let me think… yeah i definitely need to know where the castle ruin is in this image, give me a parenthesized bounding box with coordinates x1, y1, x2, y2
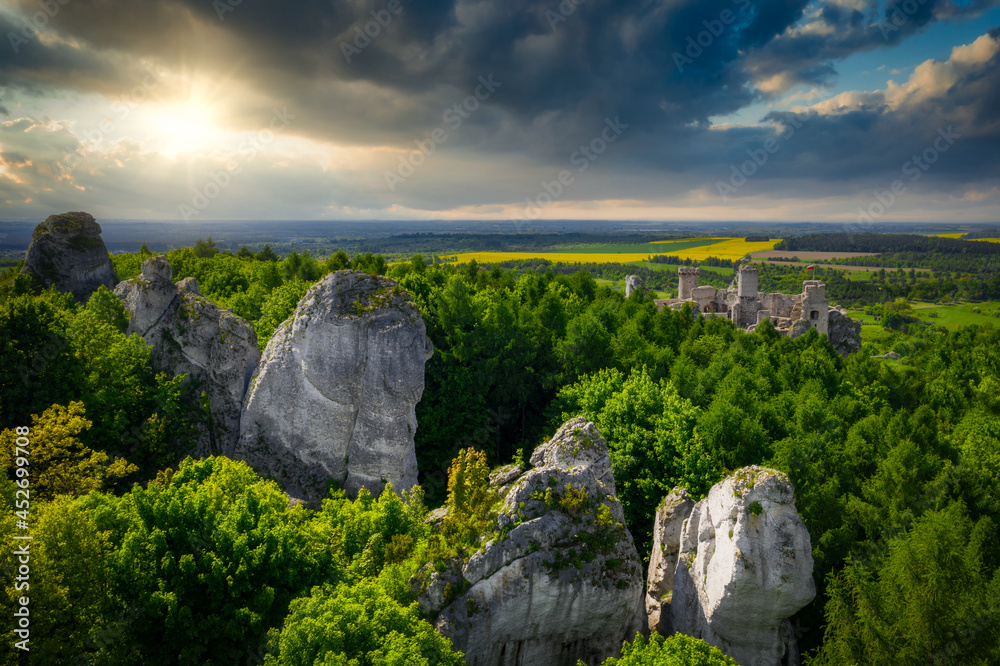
(655, 265, 834, 338)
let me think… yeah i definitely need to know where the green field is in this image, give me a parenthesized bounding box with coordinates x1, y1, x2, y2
(847, 301, 1000, 346)
(629, 261, 734, 276)
(909, 301, 1000, 328)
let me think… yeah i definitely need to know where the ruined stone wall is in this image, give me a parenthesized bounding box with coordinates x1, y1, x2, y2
(761, 293, 795, 318)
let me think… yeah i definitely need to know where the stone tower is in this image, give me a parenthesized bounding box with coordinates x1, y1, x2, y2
(800, 280, 829, 335)
(737, 264, 759, 298)
(678, 267, 700, 300)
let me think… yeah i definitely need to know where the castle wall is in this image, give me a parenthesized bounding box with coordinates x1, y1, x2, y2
(666, 266, 838, 342)
(761, 293, 795, 318)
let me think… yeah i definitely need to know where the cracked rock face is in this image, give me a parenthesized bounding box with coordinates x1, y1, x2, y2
(667, 466, 815, 666)
(417, 418, 645, 666)
(115, 256, 260, 456)
(21, 212, 117, 302)
(827, 307, 862, 357)
(234, 270, 432, 504)
(645, 487, 694, 635)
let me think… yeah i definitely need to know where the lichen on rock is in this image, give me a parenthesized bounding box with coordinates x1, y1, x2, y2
(416, 418, 645, 666)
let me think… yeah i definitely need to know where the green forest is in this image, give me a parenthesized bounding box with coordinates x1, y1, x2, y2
(2, 241, 1000, 665)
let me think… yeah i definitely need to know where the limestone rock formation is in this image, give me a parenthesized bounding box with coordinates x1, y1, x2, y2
(625, 275, 645, 298)
(21, 212, 117, 301)
(827, 307, 862, 356)
(235, 270, 433, 503)
(667, 467, 815, 666)
(115, 256, 260, 455)
(645, 487, 694, 635)
(417, 418, 645, 666)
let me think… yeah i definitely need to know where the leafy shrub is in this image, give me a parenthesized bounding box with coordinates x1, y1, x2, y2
(264, 581, 464, 666)
(587, 632, 737, 665)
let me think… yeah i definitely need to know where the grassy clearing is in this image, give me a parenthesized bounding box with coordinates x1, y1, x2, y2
(847, 301, 1000, 346)
(908, 301, 1000, 328)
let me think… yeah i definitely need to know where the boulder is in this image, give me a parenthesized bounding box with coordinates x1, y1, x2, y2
(669, 467, 815, 666)
(827, 307, 862, 356)
(645, 487, 694, 635)
(115, 256, 260, 456)
(417, 418, 645, 666)
(21, 212, 117, 301)
(235, 270, 433, 503)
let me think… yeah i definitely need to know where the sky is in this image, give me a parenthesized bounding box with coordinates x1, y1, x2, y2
(0, 0, 998, 225)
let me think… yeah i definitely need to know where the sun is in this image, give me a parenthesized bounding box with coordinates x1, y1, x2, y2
(142, 77, 233, 158)
(147, 102, 225, 157)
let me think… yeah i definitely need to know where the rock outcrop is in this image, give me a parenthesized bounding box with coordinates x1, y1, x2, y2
(21, 212, 117, 301)
(827, 307, 862, 356)
(658, 467, 815, 666)
(235, 270, 433, 503)
(645, 487, 694, 635)
(115, 256, 260, 455)
(625, 275, 645, 298)
(417, 418, 645, 666)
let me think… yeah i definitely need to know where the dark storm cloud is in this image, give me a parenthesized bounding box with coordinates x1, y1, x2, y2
(8, 0, 989, 153)
(4, 0, 810, 142)
(2, 0, 998, 214)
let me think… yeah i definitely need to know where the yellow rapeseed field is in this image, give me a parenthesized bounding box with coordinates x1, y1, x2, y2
(445, 238, 780, 265)
(673, 238, 779, 260)
(970, 238, 1000, 243)
(930, 233, 967, 239)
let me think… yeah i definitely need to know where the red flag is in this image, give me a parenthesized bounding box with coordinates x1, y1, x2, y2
(806, 265, 815, 270)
